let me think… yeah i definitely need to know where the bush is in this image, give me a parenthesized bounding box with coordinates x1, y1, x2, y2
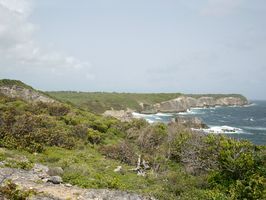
(87, 128, 102, 144)
(35, 102, 70, 116)
(100, 141, 136, 165)
(228, 175, 266, 200)
(206, 135, 266, 199)
(137, 123, 167, 153)
(0, 181, 36, 200)
(0, 111, 75, 152)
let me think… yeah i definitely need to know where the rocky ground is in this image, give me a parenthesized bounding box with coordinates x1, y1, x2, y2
(0, 164, 154, 200)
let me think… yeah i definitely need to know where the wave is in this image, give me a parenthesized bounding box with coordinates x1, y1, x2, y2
(201, 125, 245, 134)
(178, 109, 205, 115)
(178, 111, 190, 115)
(243, 117, 255, 122)
(132, 112, 149, 118)
(244, 103, 256, 107)
(146, 119, 155, 123)
(241, 126, 266, 131)
(155, 113, 173, 117)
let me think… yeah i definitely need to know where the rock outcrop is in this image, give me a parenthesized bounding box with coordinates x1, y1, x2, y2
(0, 167, 154, 200)
(142, 96, 248, 114)
(103, 109, 133, 121)
(0, 85, 56, 103)
(171, 116, 208, 129)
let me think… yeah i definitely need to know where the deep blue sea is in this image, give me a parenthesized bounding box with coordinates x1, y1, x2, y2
(133, 101, 266, 145)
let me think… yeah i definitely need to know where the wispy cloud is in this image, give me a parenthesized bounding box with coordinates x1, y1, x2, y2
(0, 0, 92, 80)
(200, 0, 243, 16)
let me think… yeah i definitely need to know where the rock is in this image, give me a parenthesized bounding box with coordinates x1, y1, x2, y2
(172, 116, 208, 129)
(32, 163, 49, 179)
(47, 167, 64, 176)
(47, 176, 63, 184)
(80, 189, 153, 200)
(64, 183, 72, 187)
(33, 164, 49, 174)
(103, 109, 133, 121)
(0, 85, 56, 103)
(114, 166, 122, 172)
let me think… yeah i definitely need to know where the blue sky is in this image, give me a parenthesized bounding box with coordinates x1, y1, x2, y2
(0, 0, 266, 99)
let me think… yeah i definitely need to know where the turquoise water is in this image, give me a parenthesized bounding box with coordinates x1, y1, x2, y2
(133, 101, 266, 145)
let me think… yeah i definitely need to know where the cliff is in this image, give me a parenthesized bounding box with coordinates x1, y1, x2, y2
(142, 95, 248, 114)
(0, 79, 56, 103)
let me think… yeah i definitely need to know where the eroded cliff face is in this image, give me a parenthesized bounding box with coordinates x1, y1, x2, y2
(142, 96, 248, 114)
(0, 85, 56, 103)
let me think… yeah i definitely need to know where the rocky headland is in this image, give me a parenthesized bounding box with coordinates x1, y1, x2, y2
(140, 95, 248, 114)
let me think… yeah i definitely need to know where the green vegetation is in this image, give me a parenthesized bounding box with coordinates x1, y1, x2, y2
(0, 80, 264, 199)
(47, 91, 182, 113)
(0, 181, 36, 200)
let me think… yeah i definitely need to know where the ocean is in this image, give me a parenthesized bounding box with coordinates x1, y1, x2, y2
(132, 100, 266, 145)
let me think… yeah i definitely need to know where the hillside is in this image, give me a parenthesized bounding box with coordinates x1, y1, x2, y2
(0, 79, 265, 200)
(47, 91, 248, 114)
(0, 79, 56, 104)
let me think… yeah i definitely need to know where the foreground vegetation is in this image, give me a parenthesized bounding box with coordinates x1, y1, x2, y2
(0, 81, 265, 199)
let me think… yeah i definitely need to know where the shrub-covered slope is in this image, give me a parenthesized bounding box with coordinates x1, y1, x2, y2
(0, 80, 265, 200)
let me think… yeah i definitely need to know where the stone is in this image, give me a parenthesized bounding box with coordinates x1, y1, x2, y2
(47, 176, 63, 184)
(47, 167, 64, 176)
(65, 183, 72, 187)
(32, 163, 49, 174)
(173, 116, 208, 129)
(32, 163, 49, 179)
(114, 166, 122, 172)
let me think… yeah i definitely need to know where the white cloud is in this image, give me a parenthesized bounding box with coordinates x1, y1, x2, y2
(201, 0, 243, 16)
(0, 0, 92, 79)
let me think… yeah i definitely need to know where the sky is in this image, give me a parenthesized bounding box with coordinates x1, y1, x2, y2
(0, 0, 266, 99)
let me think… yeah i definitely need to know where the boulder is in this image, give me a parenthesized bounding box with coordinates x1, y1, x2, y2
(172, 116, 208, 129)
(47, 176, 63, 184)
(47, 167, 64, 176)
(103, 109, 133, 121)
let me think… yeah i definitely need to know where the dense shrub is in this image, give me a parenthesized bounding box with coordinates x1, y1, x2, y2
(205, 135, 266, 199)
(137, 123, 167, 153)
(0, 99, 76, 152)
(72, 124, 88, 139)
(87, 128, 102, 144)
(100, 141, 136, 165)
(35, 102, 70, 116)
